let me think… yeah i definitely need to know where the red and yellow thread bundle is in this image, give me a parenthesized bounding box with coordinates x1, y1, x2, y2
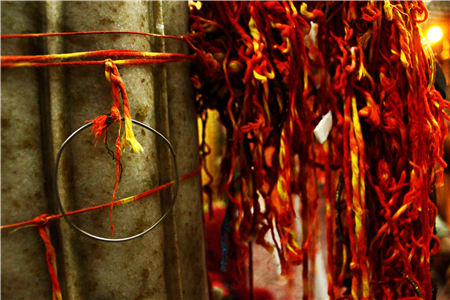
(189, 1, 449, 299)
(88, 59, 145, 236)
(1, 167, 201, 300)
(1, 28, 199, 297)
(1, 2, 448, 299)
(33, 214, 62, 300)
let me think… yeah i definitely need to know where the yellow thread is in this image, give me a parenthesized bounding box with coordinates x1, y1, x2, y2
(121, 118, 144, 153)
(400, 51, 409, 68)
(248, 17, 260, 45)
(105, 60, 113, 82)
(107, 63, 144, 154)
(289, 0, 298, 16)
(8, 223, 36, 233)
(384, 1, 393, 21)
(285, 38, 291, 53)
(117, 196, 136, 205)
(253, 70, 267, 84)
(300, 3, 315, 19)
(4, 62, 33, 67)
(392, 202, 411, 221)
(348, 97, 361, 299)
(266, 69, 275, 80)
(392, 7, 412, 69)
(38, 50, 170, 61)
(351, 94, 370, 298)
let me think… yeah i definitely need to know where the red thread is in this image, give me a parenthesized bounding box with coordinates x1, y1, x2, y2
(1, 57, 195, 69)
(1, 50, 194, 63)
(33, 214, 62, 300)
(1, 30, 183, 40)
(1, 167, 201, 231)
(189, 1, 448, 298)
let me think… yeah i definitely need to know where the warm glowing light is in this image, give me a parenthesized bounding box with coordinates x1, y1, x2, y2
(427, 26, 443, 43)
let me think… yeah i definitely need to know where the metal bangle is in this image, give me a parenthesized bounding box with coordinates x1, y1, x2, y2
(54, 118, 178, 242)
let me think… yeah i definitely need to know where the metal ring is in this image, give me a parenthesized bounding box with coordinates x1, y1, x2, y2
(54, 118, 178, 242)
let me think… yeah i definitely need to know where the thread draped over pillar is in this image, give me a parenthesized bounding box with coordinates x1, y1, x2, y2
(188, 1, 449, 299)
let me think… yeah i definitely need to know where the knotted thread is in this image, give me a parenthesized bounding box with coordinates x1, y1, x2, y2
(88, 59, 143, 236)
(1, 167, 201, 299)
(33, 214, 62, 300)
(188, 1, 449, 299)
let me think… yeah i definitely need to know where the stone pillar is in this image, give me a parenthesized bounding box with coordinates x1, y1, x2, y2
(1, 2, 208, 299)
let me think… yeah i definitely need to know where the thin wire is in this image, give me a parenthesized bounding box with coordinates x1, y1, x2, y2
(54, 118, 179, 242)
(104, 129, 123, 183)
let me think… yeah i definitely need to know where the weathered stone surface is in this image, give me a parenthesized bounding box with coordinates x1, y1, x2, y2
(1, 2, 207, 299)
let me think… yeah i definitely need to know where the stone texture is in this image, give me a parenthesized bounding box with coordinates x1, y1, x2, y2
(1, 2, 208, 299)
